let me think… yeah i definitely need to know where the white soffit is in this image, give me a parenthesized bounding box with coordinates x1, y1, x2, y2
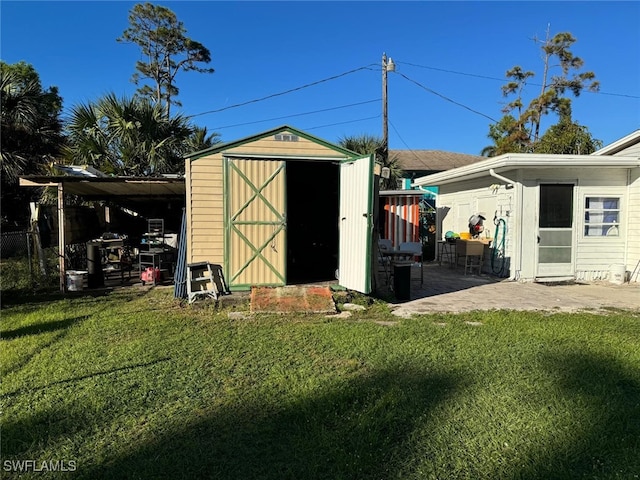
(412, 154, 640, 187)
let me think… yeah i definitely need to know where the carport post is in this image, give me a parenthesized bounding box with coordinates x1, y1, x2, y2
(58, 182, 66, 292)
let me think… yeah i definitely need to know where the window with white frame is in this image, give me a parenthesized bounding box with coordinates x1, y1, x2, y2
(584, 197, 620, 236)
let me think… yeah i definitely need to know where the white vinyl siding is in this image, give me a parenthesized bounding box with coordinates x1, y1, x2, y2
(612, 143, 640, 157)
(627, 169, 640, 281)
(574, 177, 628, 281)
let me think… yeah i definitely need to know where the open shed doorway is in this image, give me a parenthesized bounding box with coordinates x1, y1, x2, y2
(286, 160, 340, 284)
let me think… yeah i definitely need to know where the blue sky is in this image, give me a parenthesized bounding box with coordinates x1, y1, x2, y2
(2, 1, 639, 155)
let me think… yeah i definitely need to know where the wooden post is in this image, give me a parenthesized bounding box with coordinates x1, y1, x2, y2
(105, 205, 111, 231)
(30, 203, 48, 277)
(58, 182, 66, 292)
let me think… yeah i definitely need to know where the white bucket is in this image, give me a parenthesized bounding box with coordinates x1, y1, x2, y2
(66, 270, 87, 291)
(609, 264, 626, 285)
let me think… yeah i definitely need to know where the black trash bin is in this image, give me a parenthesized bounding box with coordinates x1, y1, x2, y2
(393, 261, 412, 301)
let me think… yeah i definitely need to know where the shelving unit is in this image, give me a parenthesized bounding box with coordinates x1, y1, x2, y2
(139, 218, 174, 282)
(141, 218, 165, 250)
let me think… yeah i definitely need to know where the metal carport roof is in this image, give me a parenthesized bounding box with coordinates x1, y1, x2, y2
(19, 175, 185, 201)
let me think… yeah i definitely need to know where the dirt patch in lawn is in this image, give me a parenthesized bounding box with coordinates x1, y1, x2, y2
(250, 286, 336, 314)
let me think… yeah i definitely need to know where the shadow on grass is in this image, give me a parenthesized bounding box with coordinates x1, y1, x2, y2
(0, 289, 112, 308)
(1, 403, 95, 458)
(83, 367, 462, 480)
(1, 314, 92, 378)
(1, 315, 89, 340)
(1, 357, 172, 399)
(516, 352, 640, 478)
(1, 330, 69, 379)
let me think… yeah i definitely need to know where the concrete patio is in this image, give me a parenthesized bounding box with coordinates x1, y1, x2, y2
(375, 261, 640, 317)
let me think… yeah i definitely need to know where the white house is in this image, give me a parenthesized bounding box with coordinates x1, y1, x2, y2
(412, 130, 640, 283)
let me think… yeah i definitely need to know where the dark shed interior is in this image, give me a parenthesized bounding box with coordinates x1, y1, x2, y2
(285, 160, 340, 284)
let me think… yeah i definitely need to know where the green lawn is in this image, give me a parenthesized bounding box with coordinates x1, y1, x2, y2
(1, 288, 639, 479)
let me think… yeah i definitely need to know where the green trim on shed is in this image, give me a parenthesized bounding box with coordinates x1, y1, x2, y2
(223, 156, 230, 284)
(186, 125, 361, 162)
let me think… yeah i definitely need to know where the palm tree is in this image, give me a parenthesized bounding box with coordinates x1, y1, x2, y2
(337, 134, 403, 190)
(1, 64, 63, 182)
(184, 126, 222, 154)
(1, 62, 64, 226)
(64, 94, 194, 176)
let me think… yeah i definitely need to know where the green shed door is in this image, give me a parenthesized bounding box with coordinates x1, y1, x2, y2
(226, 158, 286, 288)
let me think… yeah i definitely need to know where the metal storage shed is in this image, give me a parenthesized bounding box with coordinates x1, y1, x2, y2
(185, 125, 378, 293)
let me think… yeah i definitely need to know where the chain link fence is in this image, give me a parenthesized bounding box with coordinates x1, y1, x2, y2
(1, 230, 32, 259)
(1, 230, 63, 292)
(1, 228, 110, 292)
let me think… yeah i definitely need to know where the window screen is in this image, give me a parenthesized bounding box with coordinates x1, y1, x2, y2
(584, 197, 620, 236)
(539, 184, 573, 228)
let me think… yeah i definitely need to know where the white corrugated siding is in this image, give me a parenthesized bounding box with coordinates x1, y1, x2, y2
(338, 156, 372, 293)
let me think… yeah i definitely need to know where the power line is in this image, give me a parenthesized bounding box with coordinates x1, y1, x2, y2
(394, 71, 499, 122)
(389, 120, 413, 151)
(389, 119, 434, 169)
(398, 61, 506, 83)
(189, 64, 378, 118)
(208, 99, 380, 130)
(304, 114, 380, 131)
(398, 60, 640, 99)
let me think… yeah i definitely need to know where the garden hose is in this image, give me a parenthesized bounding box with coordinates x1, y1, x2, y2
(491, 216, 507, 276)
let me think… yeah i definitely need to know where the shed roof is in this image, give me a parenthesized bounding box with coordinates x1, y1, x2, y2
(186, 125, 360, 161)
(412, 153, 640, 187)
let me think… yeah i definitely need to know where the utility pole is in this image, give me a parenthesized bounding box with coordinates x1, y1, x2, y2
(382, 53, 395, 166)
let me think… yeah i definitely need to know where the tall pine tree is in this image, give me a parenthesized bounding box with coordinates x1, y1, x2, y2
(117, 2, 214, 118)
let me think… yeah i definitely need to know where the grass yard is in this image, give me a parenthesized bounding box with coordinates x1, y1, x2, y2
(1, 287, 639, 479)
